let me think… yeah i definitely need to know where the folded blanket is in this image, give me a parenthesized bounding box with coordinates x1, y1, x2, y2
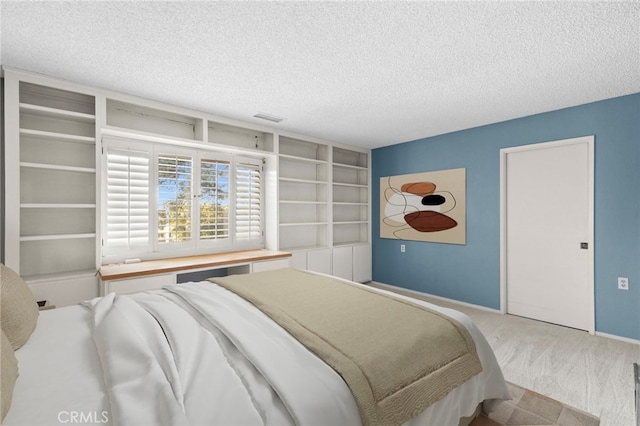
(210, 268, 483, 425)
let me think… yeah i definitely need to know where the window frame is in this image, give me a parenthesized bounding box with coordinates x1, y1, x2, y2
(101, 136, 264, 264)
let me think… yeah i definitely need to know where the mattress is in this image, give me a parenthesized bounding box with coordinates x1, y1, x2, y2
(4, 278, 509, 425)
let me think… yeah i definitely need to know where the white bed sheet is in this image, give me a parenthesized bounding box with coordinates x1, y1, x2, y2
(5, 305, 109, 425)
(4, 279, 509, 426)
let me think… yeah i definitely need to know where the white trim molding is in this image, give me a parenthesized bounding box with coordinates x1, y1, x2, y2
(595, 332, 640, 346)
(370, 281, 502, 314)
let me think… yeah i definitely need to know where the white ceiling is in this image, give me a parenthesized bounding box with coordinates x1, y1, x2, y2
(1, 1, 639, 149)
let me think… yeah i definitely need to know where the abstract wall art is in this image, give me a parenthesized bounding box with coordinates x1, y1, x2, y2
(380, 168, 466, 244)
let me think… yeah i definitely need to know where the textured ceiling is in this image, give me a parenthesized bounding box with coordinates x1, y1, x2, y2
(1, 1, 639, 149)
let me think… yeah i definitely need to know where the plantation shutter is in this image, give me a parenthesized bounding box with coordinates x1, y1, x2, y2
(200, 158, 230, 241)
(235, 159, 263, 244)
(157, 153, 193, 244)
(104, 148, 151, 254)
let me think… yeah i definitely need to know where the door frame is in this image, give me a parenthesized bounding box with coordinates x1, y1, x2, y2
(499, 135, 595, 334)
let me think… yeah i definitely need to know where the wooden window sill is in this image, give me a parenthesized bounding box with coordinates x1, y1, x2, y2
(99, 249, 291, 281)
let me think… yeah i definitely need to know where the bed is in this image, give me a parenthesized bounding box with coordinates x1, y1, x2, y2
(1, 265, 510, 426)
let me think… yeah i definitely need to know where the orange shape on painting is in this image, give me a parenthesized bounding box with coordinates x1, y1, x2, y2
(400, 182, 436, 196)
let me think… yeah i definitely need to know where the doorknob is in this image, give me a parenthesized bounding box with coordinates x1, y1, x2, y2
(580, 242, 588, 249)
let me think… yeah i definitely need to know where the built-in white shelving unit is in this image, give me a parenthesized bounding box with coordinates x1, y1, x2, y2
(333, 148, 369, 246)
(332, 147, 369, 248)
(278, 136, 329, 251)
(332, 147, 370, 282)
(3, 67, 372, 307)
(277, 138, 371, 281)
(14, 81, 98, 281)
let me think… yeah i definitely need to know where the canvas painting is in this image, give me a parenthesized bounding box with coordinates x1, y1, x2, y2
(380, 168, 466, 244)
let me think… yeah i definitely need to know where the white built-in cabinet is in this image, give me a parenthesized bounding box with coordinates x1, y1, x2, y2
(332, 244, 372, 283)
(3, 67, 371, 306)
(4, 73, 100, 307)
(17, 83, 98, 276)
(278, 138, 371, 282)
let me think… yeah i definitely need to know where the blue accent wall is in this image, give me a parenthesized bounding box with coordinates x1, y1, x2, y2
(372, 93, 640, 341)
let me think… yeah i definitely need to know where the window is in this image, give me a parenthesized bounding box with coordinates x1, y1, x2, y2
(102, 137, 264, 262)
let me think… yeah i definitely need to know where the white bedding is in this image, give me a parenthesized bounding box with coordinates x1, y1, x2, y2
(5, 279, 509, 426)
(5, 305, 109, 425)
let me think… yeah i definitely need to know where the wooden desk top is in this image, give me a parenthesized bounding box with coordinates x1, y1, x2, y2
(100, 249, 291, 281)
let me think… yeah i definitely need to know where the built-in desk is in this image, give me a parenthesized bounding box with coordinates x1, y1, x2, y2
(99, 249, 291, 295)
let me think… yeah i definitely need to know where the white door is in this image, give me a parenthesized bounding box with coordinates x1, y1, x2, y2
(501, 136, 594, 332)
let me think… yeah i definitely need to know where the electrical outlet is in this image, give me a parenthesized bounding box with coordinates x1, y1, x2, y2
(618, 277, 629, 290)
(400, 244, 406, 253)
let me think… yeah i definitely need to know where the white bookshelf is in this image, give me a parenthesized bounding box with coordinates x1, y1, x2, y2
(278, 136, 330, 251)
(331, 147, 370, 282)
(332, 147, 369, 246)
(277, 139, 371, 281)
(16, 82, 98, 280)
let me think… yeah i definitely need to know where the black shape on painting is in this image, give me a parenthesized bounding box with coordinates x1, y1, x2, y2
(421, 195, 446, 206)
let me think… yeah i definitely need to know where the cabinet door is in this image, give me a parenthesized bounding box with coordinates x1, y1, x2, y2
(353, 244, 372, 283)
(289, 251, 307, 270)
(252, 258, 291, 273)
(307, 248, 332, 275)
(28, 274, 99, 308)
(332, 246, 353, 281)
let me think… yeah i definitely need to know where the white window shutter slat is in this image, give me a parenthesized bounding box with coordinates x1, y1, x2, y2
(105, 149, 150, 253)
(235, 161, 262, 242)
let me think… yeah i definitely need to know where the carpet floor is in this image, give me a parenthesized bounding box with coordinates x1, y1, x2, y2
(471, 382, 600, 426)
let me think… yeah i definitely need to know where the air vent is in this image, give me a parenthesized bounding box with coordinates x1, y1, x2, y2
(253, 112, 284, 123)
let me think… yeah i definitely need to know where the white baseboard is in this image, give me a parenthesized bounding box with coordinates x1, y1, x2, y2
(370, 281, 502, 314)
(595, 331, 640, 346)
(371, 281, 640, 345)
